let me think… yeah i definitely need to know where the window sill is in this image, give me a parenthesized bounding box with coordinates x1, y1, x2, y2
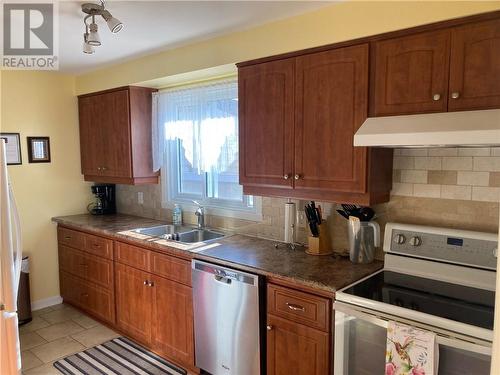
(162, 198, 263, 222)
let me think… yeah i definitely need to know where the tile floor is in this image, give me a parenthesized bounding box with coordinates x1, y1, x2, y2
(20, 304, 120, 374)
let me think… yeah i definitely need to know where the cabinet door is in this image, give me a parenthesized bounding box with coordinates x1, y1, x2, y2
(115, 263, 152, 345)
(295, 44, 369, 194)
(99, 90, 132, 177)
(150, 275, 195, 368)
(449, 19, 500, 111)
(267, 314, 329, 375)
(78, 96, 102, 176)
(372, 30, 450, 115)
(238, 58, 295, 189)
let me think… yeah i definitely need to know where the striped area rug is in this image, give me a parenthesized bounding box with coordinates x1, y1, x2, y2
(53, 337, 187, 375)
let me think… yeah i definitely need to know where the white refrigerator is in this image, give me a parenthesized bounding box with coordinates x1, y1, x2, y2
(0, 139, 22, 374)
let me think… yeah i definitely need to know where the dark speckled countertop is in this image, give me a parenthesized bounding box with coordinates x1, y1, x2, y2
(52, 213, 383, 294)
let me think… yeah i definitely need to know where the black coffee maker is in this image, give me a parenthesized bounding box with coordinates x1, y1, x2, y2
(89, 184, 116, 215)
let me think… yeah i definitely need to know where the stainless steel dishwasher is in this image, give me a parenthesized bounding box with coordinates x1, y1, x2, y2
(192, 260, 263, 375)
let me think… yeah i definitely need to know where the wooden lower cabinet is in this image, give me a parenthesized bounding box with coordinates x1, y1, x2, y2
(267, 314, 330, 375)
(115, 263, 153, 345)
(151, 275, 195, 367)
(114, 253, 196, 371)
(59, 271, 115, 325)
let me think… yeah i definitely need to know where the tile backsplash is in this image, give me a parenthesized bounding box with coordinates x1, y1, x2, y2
(392, 147, 500, 202)
(116, 147, 500, 258)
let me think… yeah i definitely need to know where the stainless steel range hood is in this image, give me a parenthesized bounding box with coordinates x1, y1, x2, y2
(354, 109, 500, 147)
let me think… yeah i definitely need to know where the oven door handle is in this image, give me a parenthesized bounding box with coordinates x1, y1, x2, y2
(334, 302, 492, 356)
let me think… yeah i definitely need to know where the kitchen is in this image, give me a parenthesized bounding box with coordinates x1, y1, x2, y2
(1, 1, 500, 375)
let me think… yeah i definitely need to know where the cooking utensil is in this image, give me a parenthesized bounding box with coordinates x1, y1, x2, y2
(358, 207, 375, 222)
(341, 204, 361, 218)
(336, 209, 350, 220)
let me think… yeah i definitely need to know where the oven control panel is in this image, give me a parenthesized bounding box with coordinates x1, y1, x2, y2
(384, 223, 498, 270)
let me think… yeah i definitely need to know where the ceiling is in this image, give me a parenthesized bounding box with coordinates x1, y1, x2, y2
(59, 1, 331, 74)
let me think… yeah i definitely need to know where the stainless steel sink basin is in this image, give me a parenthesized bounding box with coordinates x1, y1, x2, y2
(132, 224, 193, 237)
(177, 229, 225, 243)
(132, 225, 224, 244)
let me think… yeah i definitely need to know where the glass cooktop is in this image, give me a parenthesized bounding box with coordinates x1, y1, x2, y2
(342, 271, 495, 330)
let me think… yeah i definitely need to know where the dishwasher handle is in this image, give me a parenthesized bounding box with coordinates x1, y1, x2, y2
(192, 260, 259, 286)
(214, 275, 232, 284)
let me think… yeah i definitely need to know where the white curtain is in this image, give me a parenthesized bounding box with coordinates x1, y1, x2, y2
(151, 79, 238, 175)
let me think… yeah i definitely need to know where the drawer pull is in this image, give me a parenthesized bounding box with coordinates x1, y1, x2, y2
(286, 302, 305, 312)
(148, 281, 154, 287)
(64, 236, 72, 240)
(81, 293, 89, 298)
(91, 243, 101, 248)
(143, 280, 149, 285)
(266, 325, 273, 331)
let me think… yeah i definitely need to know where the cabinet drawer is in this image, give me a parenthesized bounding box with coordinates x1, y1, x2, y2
(84, 234, 113, 259)
(58, 227, 85, 250)
(60, 271, 115, 325)
(59, 246, 87, 279)
(59, 246, 113, 289)
(115, 242, 151, 271)
(267, 284, 330, 332)
(151, 252, 191, 286)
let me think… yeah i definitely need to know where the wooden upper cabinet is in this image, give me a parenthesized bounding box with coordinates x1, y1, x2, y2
(371, 29, 451, 116)
(238, 44, 393, 204)
(78, 86, 158, 185)
(295, 44, 368, 194)
(449, 18, 500, 111)
(238, 59, 295, 189)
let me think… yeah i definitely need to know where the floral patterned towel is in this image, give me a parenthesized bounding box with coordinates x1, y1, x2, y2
(386, 321, 438, 375)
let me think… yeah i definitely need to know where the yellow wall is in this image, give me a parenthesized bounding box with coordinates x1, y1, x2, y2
(76, 1, 500, 94)
(1, 71, 91, 304)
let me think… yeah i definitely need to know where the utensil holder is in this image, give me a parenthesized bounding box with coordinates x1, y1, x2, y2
(306, 223, 333, 256)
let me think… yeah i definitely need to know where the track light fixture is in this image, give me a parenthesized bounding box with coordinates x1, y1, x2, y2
(81, 1, 123, 54)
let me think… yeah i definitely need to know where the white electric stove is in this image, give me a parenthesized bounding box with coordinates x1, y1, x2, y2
(334, 222, 497, 375)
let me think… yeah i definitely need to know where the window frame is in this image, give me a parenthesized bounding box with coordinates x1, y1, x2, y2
(159, 79, 262, 222)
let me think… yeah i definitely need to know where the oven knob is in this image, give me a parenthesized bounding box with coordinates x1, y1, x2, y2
(410, 236, 422, 247)
(394, 234, 406, 244)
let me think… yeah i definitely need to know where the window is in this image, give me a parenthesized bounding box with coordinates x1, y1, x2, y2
(156, 79, 261, 220)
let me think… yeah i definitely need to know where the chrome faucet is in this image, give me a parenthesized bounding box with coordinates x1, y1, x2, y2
(193, 200, 205, 229)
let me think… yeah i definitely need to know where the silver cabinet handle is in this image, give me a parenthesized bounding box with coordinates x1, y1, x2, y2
(102, 167, 107, 171)
(294, 174, 300, 180)
(266, 325, 273, 331)
(143, 280, 149, 285)
(283, 174, 289, 180)
(97, 167, 102, 171)
(433, 94, 441, 101)
(451, 92, 460, 99)
(286, 302, 305, 312)
(148, 281, 154, 287)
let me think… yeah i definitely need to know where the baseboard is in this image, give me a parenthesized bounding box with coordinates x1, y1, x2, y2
(31, 295, 63, 311)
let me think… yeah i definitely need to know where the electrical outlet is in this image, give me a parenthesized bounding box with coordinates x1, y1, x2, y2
(137, 192, 144, 205)
(297, 210, 307, 228)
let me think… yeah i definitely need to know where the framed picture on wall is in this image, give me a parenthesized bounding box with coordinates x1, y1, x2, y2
(27, 137, 51, 163)
(0, 133, 22, 165)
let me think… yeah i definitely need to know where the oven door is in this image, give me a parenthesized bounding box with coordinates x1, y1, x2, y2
(334, 302, 492, 375)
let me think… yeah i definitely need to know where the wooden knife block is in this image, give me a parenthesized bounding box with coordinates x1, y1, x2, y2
(306, 224, 333, 256)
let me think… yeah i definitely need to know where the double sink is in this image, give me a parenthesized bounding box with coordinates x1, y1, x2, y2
(132, 224, 225, 244)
